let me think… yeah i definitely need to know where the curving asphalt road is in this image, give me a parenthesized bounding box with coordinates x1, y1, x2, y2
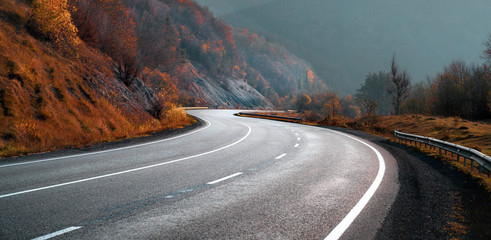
(0, 110, 400, 240)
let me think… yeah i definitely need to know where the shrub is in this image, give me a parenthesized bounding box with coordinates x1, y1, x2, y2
(303, 110, 322, 122)
(29, 0, 80, 52)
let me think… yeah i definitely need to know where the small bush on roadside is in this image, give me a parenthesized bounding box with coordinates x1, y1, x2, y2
(303, 110, 322, 122)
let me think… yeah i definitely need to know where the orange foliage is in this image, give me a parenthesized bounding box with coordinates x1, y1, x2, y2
(30, 0, 80, 52)
(201, 43, 210, 52)
(0, 0, 193, 157)
(141, 68, 178, 103)
(307, 69, 315, 84)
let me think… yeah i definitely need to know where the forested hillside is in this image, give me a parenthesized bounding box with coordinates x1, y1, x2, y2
(0, 0, 191, 157)
(1, 0, 333, 157)
(196, 0, 491, 95)
(234, 28, 329, 106)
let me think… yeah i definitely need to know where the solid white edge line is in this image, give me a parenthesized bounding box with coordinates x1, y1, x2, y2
(275, 153, 287, 159)
(323, 129, 386, 240)
(0, 118, 212, 169)
(0, 123, 252, 199)
(207, 172, 243, 185)
(32, 226, 82, 240)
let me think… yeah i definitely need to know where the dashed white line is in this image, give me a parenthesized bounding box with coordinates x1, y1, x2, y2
(1, 118, 212, 168)
(207, 172, 243, 185)
(295, 133, 299, 136)
(275, 153, 287, 159)
(0, 123, 252, 199)
(297, 138, 301, 141)
(294, 144, 299, 148)
(33, 226, 82, 240)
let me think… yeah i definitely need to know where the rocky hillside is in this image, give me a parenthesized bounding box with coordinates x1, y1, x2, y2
(0, 0, 190, 157)
(1, 0, 337, 157)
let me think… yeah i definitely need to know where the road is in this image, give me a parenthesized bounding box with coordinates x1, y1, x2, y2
(0, 110, 399, 239)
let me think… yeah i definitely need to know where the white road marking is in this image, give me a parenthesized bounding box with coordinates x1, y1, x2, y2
(294, 144, 299, 148)
(297, 138, 301, 141)
(295, 133, 299, 136)
(275, 153, 287, 159)
(0, 124, 252, 199)
(0, 119, 212, 169)
(32, 226, 82, 240)
(323, 129, 386, 240)
(207, 172, 243, 185)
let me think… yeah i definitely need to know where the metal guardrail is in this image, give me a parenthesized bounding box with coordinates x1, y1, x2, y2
(237, 112, 302, 123)
(394, 130, 491, 176)
(181, 107, 209, 110)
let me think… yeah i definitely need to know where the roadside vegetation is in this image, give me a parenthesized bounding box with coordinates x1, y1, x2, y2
(243, 44, 491, 191)
(0, 0, 194, 158)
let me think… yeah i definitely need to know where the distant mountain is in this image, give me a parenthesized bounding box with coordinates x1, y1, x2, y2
(195, 0, 491, 94)
(234, 28, 329, 104)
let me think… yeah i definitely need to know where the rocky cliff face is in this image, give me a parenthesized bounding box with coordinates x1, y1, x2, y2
(84, 72, 157, 116)
(177, 63, 273, 109)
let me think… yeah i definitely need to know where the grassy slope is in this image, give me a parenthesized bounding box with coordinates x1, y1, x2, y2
(0, 0, 192, 158)
(368, 115, 490, 156)
(367, 115, 491, 191)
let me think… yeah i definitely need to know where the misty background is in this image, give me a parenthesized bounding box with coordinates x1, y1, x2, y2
(195, 0, 491, 94)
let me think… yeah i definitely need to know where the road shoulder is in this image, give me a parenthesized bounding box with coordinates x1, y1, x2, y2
(318, 126, 491, 239)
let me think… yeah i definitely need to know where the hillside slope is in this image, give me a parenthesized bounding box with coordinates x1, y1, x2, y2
(0, 0, 190, 157)
(196, 0, 491, 94)
(1, 0, 338, 157)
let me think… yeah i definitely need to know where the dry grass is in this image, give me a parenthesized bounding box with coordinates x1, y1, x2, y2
(372, 115, 491, 156)
(0, 0, 193, 158)
(349, 114, 491, 191)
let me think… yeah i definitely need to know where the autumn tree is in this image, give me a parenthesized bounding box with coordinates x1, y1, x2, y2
(388, 54, 410, 115)
(111, 8, 140, 86)
(428, 60, 490, 119)
(357, 98, 378, 117)
(484, 34, 491, 65)
(295, 93, 311, 112)
(355, 72, 391, 115)
(401, 82, 428, 115)
(70, 0, 141, 86)
(340, 95, 361, 118)
(29, 0, 80, 53)
(323, 97, 342, 118)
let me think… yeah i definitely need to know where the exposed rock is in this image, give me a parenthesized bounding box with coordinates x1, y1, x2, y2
(178, 63, 273, 109)
(85, 72, 157, 116)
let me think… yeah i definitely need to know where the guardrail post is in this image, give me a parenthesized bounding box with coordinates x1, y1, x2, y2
(479, 165, 482, 174)
(471, 160, 474, 170)
(464, 158, 467, 166)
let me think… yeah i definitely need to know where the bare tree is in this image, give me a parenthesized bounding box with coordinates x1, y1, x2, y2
(112, 49, 141, 87)
(357, 98, 378, 117)
(388, 53, 410, 114)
